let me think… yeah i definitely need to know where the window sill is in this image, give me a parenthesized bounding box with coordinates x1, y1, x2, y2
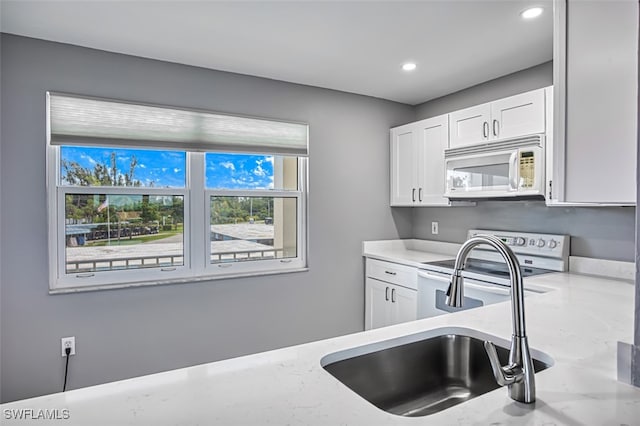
(49, 267, 309, 294)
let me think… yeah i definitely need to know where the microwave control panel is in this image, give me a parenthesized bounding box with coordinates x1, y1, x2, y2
(519, 151, 535, 188)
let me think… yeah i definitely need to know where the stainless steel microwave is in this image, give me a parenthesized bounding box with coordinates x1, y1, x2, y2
(444, 135, 545, 200)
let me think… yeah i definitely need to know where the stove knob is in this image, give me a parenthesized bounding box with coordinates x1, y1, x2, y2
(537, 239, 546, 248)
(516, 237, 526, 246)
(548, 239, 558, 249)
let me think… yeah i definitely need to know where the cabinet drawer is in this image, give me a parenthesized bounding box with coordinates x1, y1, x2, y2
(366, 258, 417, 290)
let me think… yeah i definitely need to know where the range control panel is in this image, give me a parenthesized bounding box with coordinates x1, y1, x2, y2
(468, 229, 569, 260)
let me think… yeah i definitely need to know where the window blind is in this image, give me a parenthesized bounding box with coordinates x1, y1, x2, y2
(47, 92, 309, 156)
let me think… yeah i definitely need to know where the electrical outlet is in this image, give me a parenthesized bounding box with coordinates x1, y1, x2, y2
(61, 336, 76, 357)
(431, 221, 439, 235)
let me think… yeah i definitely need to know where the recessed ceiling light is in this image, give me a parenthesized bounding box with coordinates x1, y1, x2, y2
(402, 62, 417, 71)
(521, 7, 543, 19)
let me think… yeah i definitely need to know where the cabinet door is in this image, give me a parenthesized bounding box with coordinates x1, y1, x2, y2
(448, 103, 491, 148)
(490, 89, 545, 140)
(558, 0, 637, 204)
(365, 278, 392, 330)
(389, 284, 417, 326)
(390, 125, 418, 206)
(415, 115, 449, 205)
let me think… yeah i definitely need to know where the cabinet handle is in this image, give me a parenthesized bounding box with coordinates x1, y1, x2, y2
(493, 119, 499, 137)
(385, 286, 390, 301)
(391, 288, 396, 303)
(385, 270, 397, 276)
(483, 121, 489, 138)
(418, 188, 423, 202)
(412, 188, 416, 202)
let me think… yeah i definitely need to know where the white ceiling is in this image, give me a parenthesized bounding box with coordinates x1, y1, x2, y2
(0, 0, 553, 105)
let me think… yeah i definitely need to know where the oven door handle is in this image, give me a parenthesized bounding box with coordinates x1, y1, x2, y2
(417, 270, 452, 282)
(419, 270, 512, 296)
(463, 280, 511, 296)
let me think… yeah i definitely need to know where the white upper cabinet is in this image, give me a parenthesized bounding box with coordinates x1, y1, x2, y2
(390, 115, 449, 206)
(449, 88, 547, 148)
(415, 115, 449, 205)
(448, 104, 491, 148)
(548, 0, 637, 205)
(390, 124, 417, 205)
(490, 89, 546, 140)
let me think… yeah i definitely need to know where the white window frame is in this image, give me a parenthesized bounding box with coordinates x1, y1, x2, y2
(47, 92, 309, 292)
(47, 143, 308, 294)
(47, 146, 190, 291)
(203, 159, 307, 277)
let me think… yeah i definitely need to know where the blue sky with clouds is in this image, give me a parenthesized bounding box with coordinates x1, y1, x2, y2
(205, 153, 273, 189)
(61, 147, 273, 189)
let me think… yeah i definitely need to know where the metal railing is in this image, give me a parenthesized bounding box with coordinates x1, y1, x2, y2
(66, 255, 183, 273)
(210, 248, 286, 263)
(66, 247, 290, 273)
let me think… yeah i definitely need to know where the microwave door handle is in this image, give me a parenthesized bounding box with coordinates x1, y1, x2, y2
(508, 152, 518, 190)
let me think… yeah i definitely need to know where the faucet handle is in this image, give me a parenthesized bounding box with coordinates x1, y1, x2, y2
(484, 340, 521, 386)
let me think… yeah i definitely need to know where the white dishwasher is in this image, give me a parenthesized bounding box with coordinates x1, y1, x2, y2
(417, 229, 569, 319)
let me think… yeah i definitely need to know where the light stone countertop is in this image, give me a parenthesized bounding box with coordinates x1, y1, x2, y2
(362, 238, 462, 267)
(2, 242, 639, 425)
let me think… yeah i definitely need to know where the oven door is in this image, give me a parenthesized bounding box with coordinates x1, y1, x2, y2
(417, 269, 512, 319)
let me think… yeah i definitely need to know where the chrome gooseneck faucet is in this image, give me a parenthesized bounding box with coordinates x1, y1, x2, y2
(446, 234, 536, 404)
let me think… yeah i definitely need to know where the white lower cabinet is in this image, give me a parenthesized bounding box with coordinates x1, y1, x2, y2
(365, 258, 417, 330)
(365, 279, 417, 330)
(388, 282, 417, 324)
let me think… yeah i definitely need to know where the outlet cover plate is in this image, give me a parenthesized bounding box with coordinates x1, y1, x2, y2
(61, 336, 76, 356)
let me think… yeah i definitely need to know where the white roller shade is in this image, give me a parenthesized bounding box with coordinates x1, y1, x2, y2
(47, 92, 309, 156)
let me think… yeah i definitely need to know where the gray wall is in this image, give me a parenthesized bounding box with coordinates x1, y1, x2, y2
(0, 35, 414, 403)
(412, 201, 635, 262)
(412, 61, 636, 262)
(414, 61, 553, 120)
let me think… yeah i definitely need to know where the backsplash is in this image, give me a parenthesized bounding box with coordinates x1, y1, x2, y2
(412, 201, 635, 262)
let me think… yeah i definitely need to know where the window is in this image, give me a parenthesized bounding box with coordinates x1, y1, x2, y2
(48, 93, 308, 292)
(205, 153, 301, 270)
